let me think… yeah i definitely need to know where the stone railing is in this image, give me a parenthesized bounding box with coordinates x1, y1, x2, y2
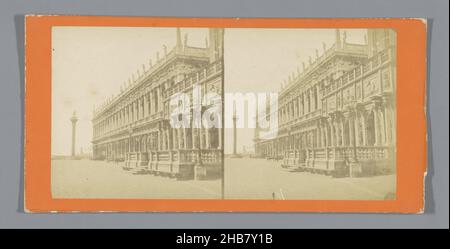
(302, 146, 393, 161)
(147, 148, 222, 165)
(282, 145, 393, 163)
(323, 47, 394, 97)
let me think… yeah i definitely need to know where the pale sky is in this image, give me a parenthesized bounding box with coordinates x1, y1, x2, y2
(51, 27, 209, 156)
(223, 28, 367, 154)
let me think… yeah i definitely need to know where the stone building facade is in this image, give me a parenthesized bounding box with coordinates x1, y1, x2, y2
(254, 29, 396, 177)
(92, 28, 224, 179)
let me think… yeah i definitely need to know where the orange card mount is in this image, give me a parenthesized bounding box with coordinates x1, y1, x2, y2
(24, 16, 427, 213)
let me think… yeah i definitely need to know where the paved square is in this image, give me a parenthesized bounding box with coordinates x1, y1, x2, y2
(51, 159, 222, 199)
(52, 158, 395, 200)
(225, 158, 396, 200)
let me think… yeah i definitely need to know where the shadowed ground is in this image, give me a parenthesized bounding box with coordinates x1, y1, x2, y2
(224, 158, 396, 200)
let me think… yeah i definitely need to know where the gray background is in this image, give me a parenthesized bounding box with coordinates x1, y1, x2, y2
(0, 0, 448, 228)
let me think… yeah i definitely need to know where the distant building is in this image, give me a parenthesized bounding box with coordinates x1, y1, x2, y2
(92, 28, 224, 179)
(255, 29, 396, 177)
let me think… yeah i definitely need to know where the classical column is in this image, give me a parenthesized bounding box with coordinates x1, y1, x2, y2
(177, 128, 182, 149)
(205, 128, 211, 149)
(125, 106, 128, 124)
(186, 128, 192, 149)
(316, 86, 322, 110)
(321, 125, 326, 147)
(156, 129, 161, 151)
(167, 128, 172, 150)
(150, 92, 154, 115)
(305, 91, 310, 114)
(349, 115, 355, 147)
(141, 135, 147, 152)
(149, 91, 154, 115)
(130, 100, 136, 123)
(153, 89, 157, 114)
(379, 107, 387, 145)
(232, 113, 237, 155)
(373, 108, 381, 146)
(391, 105, 396, 145)
(329, 119, 336, 147)
(141, 97, 145, 119)
(183, 128, 188, 149)
(166, 129, 170, 150)
(130, 104, 133, 123)
(192, 129, 198, 149)
(122, 109, 125, 126)
(142, 97, 145, 118)
(351, 113, 357, 146)
(333, 119, 339, 146)
(126, 105, 129, 124)
(158, 87, 163, 112)
(172, 128, 177, 149)
(201, 128, 206, 150)
(297, 96, 302, 117)
(287, 102, 291, 120)
(316, 127, 322, 148)
(218, 128, 222, 149)
(155, 89, 159, 113)
(147, 93, 151, 116)
(117, 111, 120, 128)
(70, 111, 78, 158)
(152, 90, 156, 114)
(301, 94, 305, 116)
(131, 103, 134, 122)
(384, 104, 394, 146)
(293, 100, 297, 118)
(310, 87, 315, 111)
(289, 100, 295, 120)
(361, 112, 368, 146)
(161, 129, 165, 150)
(339, 117, 344, 146)
(279, 107, 283, 124)
(136, 100, 140, 120)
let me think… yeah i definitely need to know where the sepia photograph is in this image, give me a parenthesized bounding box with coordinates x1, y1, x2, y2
(24, 15, 429, 213)
(14, 0, 443, 228)
(51, 26, 397, 201)
(224, 28, 397, 200)
(51, 26, 224, 199)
